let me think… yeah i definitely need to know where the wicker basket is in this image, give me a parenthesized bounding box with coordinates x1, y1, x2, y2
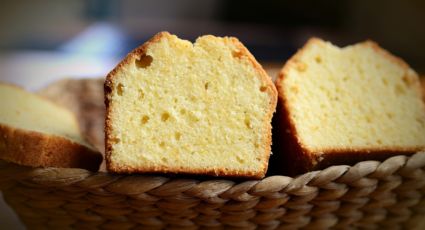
(1, 152, 425, 229)
(2, 78, 425, 229)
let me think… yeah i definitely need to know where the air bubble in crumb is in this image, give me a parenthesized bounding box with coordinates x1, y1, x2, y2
(117, 83, 124, 96)
(138, 89, 145, 99)
(296, 62, 307, 72)
(161, 112, 170, 121)
(135, 54, 153, 68)
(416, 117, 425, 127)
(159, 142, 165, 148)
(111, 137, 121, 144)
(244, 117, 252, 129)
(175, 132, 182, 141)
(290, 86, 299, 94)
(402, 75, 413, 87)
(161, 157, 168, 163)
(365, 116, 372, 123)
(188, 112, 200, 122)
(395, 84, 406, 95)
(382, 78, 388, 86)
(141, 116, 150, 125)
(204, 82, 209, 90)
(232, 50, 243, 58)
(315, 56, 322, 63)
(236, 156, 245, 164)
(260, 86, 267, 92)
(189, 95, 197, 102)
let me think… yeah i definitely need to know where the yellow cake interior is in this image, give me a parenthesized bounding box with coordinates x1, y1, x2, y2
(0, 84, 87, 145)
(108, 34, 273, 174)
(280, 39, 425, 152)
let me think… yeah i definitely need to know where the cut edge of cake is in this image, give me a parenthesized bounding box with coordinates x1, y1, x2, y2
(104, 31, 277, 178)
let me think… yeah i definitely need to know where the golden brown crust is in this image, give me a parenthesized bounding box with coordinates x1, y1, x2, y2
(0, 124, 102, 171)
(274, 38, 424, 176)
(104, 32, 277, 179)
(107, 164, 264, 179)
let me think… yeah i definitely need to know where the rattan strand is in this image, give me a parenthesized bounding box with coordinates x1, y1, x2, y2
(1, 152, 425, 229)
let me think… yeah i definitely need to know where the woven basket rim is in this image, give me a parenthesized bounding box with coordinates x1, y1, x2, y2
(1, 151, 424, 192)
(2, 151, 425, 229)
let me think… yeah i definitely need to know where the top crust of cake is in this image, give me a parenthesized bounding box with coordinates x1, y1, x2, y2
(275, 38, 425, 173)
(105, 32, 277, 178)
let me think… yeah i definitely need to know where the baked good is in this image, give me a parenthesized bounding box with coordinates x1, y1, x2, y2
(274, 38, 425, 175)
(39, 78, 105, 153)
(0, 83, 102, 171)
(105, 32, 277, 178)
(39, 78, 106, 171)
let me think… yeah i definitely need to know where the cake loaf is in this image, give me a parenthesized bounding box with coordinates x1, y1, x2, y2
(105, 32, 277, 178)
(0, 83, 102, 171)
(274, 38, 425, 175)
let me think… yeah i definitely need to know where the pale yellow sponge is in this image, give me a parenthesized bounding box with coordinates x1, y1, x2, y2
(275, 38, 425, 175)
(105, 32, 277, 178)
(0, 83, 102, 171)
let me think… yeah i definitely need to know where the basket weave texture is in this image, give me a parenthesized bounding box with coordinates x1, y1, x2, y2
(1, 152, 425, 229)
(2, 78, 425, 229)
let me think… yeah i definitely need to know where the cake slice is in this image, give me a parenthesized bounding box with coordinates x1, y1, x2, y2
(39, 78, 105, 153)
(274, 38, 425, 175)
(39, 78, 106, 171)
(105, 32, 277, 178)
(0, 83, 102, 171)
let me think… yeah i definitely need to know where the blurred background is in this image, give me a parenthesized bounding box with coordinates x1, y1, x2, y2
(0, 0, 425, 91)
(0, 0, 424, 228)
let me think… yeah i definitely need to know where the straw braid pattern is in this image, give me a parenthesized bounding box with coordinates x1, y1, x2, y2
(1, 152, 425, 230)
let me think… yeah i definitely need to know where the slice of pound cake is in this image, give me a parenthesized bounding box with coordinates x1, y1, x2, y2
(274, 38, 425, 175)
(39, 78, 105, 153)
(105, 32, 277, 178)
(0, 83, 102, 171)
